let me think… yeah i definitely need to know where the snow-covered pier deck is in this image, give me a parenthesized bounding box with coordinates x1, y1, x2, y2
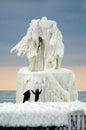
(0, 101, 86, 130)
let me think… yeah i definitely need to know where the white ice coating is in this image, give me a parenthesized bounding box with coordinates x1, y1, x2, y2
(0, 101, 86, 127)
(11, 17, 78, 102)
(11, 17, 64, 71)
(16, 67, 78, 103)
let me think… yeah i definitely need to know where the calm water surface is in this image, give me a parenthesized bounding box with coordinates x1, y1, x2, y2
(0, 91, 86, 103)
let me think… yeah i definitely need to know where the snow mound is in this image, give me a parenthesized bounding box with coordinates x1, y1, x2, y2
(0, 101, 86, 127)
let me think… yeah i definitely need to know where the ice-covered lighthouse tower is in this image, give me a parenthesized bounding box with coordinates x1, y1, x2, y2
(11, 17, 78, 103)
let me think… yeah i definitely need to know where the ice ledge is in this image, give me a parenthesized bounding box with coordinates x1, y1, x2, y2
(0, 101, 86, 127)
(18, 67, 73, 75)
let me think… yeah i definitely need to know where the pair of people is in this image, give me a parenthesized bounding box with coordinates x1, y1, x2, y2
(23, 89, 42, 103)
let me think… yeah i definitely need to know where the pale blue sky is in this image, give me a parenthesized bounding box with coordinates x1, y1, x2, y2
(0, 0, 86, 66)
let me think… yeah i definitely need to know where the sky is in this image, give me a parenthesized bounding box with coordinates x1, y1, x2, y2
(0, 0, 86, 90)
(0, 0, 86, 67)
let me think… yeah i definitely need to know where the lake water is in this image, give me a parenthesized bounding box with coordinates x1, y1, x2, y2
(0, 91, 86, 103)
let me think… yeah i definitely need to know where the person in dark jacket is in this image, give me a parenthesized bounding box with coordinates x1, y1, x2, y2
(32, 89, 42, 101)
(23, 90, 31, 103)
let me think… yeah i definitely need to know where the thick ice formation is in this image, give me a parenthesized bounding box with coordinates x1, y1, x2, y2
(16, 67, 78, 103)
(11, 17, 64, 71)
(11, 17, 78, 102)
(0, 101, 86, 127)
